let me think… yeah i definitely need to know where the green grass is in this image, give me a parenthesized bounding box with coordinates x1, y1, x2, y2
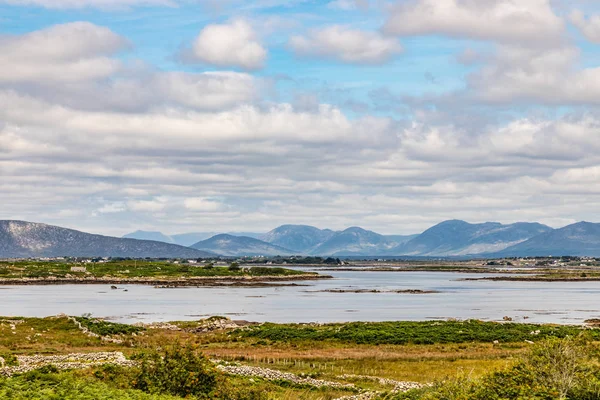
(234, 320, 597, 345)
(0, 372, 181, 400)
(74, 317, 144, 336)
(389, 337, 600, 400)
(0, 261, 311, 280)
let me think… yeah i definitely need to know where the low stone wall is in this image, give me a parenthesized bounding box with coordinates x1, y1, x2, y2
(216, 363, 356, 390)
(0, 352, 136, 377)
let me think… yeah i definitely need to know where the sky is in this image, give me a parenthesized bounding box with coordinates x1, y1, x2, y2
(3, 0, 600, 236)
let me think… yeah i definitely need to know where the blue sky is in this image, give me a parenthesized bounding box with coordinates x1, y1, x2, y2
(3, 0, 600, 236)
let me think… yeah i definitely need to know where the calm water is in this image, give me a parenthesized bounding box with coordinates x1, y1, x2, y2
(1, 270, 600, 324)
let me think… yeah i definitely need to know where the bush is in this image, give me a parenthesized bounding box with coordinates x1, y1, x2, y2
(75, 317, 144, 336)
(228, 262, 241, 271)
(134, 343, 218, 398)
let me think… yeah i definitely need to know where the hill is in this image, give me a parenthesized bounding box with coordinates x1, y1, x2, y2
(191, 234, 295, 257)
(122, 230, 175, 244)
(260, 225, 335, 253)
(0, 221, 215, 258)
(309, 227, 397, 256)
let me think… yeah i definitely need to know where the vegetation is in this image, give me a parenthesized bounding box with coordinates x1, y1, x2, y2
(3, 316, 600, 399)
(235, 320, 596, 345)
(390, 337, 600, 400)
(0, 260, 313, 281)
(241, 256, 342, 265)
(74, 317, 144, 336)
(133, 344, 219, 398)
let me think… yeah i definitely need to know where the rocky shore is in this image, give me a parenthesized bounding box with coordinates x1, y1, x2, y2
(316, 289, 439, 294)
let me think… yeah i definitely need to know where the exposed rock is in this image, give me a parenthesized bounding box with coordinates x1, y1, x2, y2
(0, 352, 135, 377)
(216, 362, 355, 390)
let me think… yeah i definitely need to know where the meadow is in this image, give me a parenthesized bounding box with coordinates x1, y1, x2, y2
(2, 316, 599, 399)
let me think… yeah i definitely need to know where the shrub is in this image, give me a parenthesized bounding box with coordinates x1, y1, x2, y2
(75, 317, 144, 336)
(228, 262, 241, 271)
(134, 343, 218, 398)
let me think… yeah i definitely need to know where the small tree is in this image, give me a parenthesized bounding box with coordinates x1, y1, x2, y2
(134, 343, 218, 398)
(228, 262, 241, 271)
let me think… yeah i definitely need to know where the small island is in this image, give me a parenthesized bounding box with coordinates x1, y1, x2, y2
(0, 259, 330, 286)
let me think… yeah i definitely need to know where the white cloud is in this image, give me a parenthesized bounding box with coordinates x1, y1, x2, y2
(5, 12, 600, 236)
(97, 202, 126, 213)
(189, 19, 267, 70)
(156, 71, 259, 110)
(289, 26, 402, 64)
(467, 44, 600, 104)
(184, 198, 224, 212)
(570, 10, 600, 44)
(0, 0, 174, 9)
(127, 198, 168, 212)
(384, 0, 564, 47)
(0, 22, 127, 83)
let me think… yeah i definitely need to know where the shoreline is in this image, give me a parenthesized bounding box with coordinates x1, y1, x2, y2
(0, 273, 332, 286)
(462, 276, 600, 282)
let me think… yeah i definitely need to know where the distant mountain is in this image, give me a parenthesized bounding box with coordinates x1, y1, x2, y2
(123, 231, 264, 247)
(0, 221, 215, 258)
(494, 222, 600, 257)
(123, 230, 175, 244)
(261, 225, 335, 253)
(384, 234, 419, 245)
(392, 220, 553, 256)
(170, 233, 216, 247)
(191, 234, 295, 257)
(309, 227, 397, 256)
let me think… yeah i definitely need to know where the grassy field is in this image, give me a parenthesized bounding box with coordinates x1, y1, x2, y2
(2, 316, 599, 399)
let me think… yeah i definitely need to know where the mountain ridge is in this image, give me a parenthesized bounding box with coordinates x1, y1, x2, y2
(392, 220, 553, 256)
(0, 220, 215, 258)
(191, 234, 295, 257)
(492, 221, 600, 257)
(8, 219, 600, 258)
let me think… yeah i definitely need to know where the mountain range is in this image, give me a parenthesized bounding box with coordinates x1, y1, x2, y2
(0, 221, 214, 258)
(190, 234, 295, 257)
(393, 220, 553, 256)
(4, 219, 600, 258)
(123, 230, 263, 247)
(494, 222, 600, 257)
(123, 221, 554, 257)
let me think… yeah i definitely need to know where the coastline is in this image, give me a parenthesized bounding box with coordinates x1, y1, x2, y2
(0, 273, 332, 286)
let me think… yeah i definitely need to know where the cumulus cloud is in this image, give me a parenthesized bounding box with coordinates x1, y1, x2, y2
(570, 10, 600, 44)
(289, 26, 402, 64)
(188, 19, 267, 70)
(467, 44, 600, 104)
(0, 22, 127, 83)
(5, 10, 600, 236)
(384, 0, 564, 47)
(0, 23, 260, 113)
(184, 198, 224, 212)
